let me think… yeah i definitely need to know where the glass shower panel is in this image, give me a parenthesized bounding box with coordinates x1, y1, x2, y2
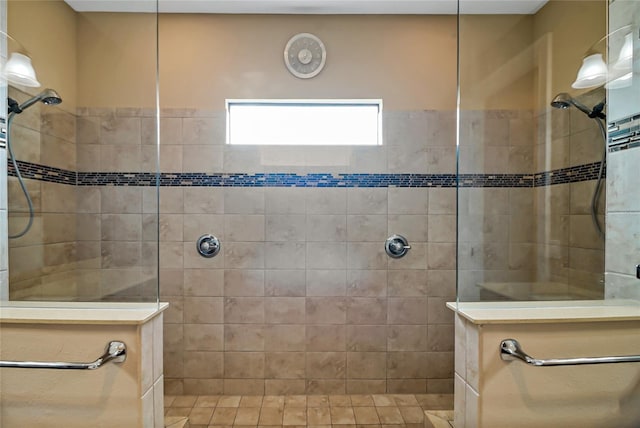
(457, 1, 608, 302)
(5, 0, 159, 304)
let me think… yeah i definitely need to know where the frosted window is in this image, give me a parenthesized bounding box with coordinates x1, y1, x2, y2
(226, 99, 382, 146)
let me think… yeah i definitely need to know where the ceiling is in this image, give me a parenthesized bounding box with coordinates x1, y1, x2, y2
(64, 0, 549, 15)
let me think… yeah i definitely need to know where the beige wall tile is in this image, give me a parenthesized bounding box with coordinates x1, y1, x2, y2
(265, 325, 306, 351)
(346, 269, 387, 297)
(306, 325, 346, 352)
(224, 324, 264, 351)
(306, 269, 346, 296)
(265, 352, 306, 379)
(388, 297, 427, 324)
(183, 351, 223, 378)
(306, 215, 347, 242)
(224, 297, 264, 323)
(306, 297, 347, 324)
(265, 269, 306, 296)
(388, 325, 428, 351)
(347, 297, 387, 324)
(387, 352, 428, 378)
(265, 242, 306, 269)
(346, 325, 387, 352)
(184, 297, 223, 324)
(224, 269, 264, 296)
(265, 297, 306, 324)
(346, 352, 386, 379)
(184, 268, 224, 296)
(184, 323, 223, 351)
(265, 379, 306, 395)
(306, 352, 346, 379)
(224, 352, 265, 378)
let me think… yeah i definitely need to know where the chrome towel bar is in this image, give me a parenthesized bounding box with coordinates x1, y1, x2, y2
(0, 341, 126, 370)
(500, 339, 640, 366)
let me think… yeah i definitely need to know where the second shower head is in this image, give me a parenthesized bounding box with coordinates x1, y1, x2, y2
(8, 88, 62, 115)
(551, 92, 606, 120)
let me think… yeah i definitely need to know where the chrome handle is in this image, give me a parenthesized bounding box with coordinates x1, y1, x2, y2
(197, 234, 221, 258)
(500, 339, 640, 366)
(0, 341, 127, 370)
(385, 234, 411, 258)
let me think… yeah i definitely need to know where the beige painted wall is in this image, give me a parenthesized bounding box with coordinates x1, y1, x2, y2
(532, 0, 607, 110)
(7, 0, 77, 113)
(76, 12, 157, 109)
(459, 15, 535, 110)
(75, 13, 458, 110)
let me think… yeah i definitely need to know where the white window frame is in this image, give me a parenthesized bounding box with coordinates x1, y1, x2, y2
(226, 99, 383, 146)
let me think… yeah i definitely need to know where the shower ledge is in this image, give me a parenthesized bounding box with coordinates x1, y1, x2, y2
(0, 301, 168, 324)
(446, 299, 640, 324)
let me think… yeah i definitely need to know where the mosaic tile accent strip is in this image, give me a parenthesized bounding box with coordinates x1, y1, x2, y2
(608, 113, 640, 153)
(533, 161, 604, 187)
(458, 174, 533, 188)
(8, 161, 602, 188)
(7, 160, 77, 184)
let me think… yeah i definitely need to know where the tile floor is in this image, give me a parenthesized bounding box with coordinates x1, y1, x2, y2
(165, 394, 453, 428)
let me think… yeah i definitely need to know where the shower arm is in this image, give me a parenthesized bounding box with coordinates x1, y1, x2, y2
(500, 339, 640, 366)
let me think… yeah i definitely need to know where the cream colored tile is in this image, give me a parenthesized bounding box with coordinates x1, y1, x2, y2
(283, 407, 307, 425)
(234, 407, 261, 425)
(376, 406, 403, 424)
(217, 396, 242, 408)
(353, 406, 380, 424)
(194, 396, 220, 407)
(258, 407, 284, 425)
(307, 406, 331, 425)
(172, 395, 197, 408)
(262, 395, 285, 408)
(328, 395, 352, 407)
(349, 395, 375, 407)
(399, 406, 424, 423)
(188, 407, 214, 425)
(211, 407, 238, 425)
(285, 395, 307, 407)
(372, 395, 395, 407)
(239, 396, 263, 407)
(306, 395, 330, 407)
(330, 407, 356, 424)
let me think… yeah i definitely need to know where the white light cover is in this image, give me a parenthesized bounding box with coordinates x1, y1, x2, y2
(572, 53, 607, 89)
(613, 32, 633, 71)
(4, 52, 41, 87)
(606, 72, 633, 89)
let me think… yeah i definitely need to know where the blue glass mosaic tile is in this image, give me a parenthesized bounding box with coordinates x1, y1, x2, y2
(8, 160, 602, 188)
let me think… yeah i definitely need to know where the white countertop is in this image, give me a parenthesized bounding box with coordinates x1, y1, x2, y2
(447, 300, 640, 324)
(0, 301, 169, 325)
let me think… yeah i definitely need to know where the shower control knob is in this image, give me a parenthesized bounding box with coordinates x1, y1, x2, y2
(385, 234, 411, 258)
(197, 234, 221, 258)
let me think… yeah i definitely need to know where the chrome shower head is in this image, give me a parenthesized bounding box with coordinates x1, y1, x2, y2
(550, 93, 573, 109)
(550, 92, 598, 118)
(8, 88, 62, 114)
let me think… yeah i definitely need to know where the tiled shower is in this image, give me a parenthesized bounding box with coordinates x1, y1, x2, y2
(3, 0, 633, 417)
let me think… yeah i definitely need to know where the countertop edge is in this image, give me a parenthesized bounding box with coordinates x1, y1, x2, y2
(0, 302, 169, 325)
(446, 300, 640, 325)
